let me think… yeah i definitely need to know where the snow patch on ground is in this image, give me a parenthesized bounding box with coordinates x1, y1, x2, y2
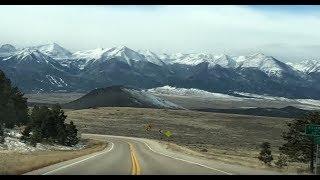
(45, 75, 68, 87)
(0, 129, 85, 153)
(124, 88, 184, 109)
(148, 86, 244, 101)
(148, 86, 320, 110)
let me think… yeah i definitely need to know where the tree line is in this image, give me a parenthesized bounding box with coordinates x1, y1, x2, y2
(258, 112, 320, 174)
(0, 70, 78, 147)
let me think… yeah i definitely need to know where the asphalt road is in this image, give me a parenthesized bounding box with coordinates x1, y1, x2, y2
(25, 134, 283, 175)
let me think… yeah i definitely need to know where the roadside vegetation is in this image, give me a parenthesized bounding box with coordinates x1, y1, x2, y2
(280, 112, 320, 174)
(255, 112, 320, 174)
(0, 70, 79, 147)
(0, 139, 107, 175)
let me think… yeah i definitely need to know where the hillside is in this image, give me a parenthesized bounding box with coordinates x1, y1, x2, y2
(62, 86, 183, 110)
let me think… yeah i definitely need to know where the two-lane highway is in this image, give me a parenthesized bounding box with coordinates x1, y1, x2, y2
(25, 134, 231, 175)
(26, 134, 286, 175)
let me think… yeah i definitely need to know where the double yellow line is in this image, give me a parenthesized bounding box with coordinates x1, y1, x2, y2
(129, 143, 141, 175)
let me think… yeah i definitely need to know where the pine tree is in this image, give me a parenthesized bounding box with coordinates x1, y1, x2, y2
(57, 124, 67, 145)
(0, 124, 4, 143)
(23, 103, 78, 146)
(280, 112, 320, 173)
(258, 142, 273, 166)
(65, 121, 79, 146)
(30, 128, 42, 147)
(0, 70, 29, 128)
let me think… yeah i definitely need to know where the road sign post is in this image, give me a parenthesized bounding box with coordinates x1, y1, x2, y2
(316, 144, 319, 175)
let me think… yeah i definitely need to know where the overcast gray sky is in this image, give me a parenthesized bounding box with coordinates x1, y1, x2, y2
(1, 5, 320, 62)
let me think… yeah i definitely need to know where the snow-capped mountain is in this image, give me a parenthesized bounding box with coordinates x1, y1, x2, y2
(0, 44, 16, 53)
(235, 53, 298, 77)
(289, 60, 320, 73)
(99, 45, 146, 66)
(0, 43, 320, 100)
(72, 48, 107, 60)
(70, 48, 107, 69)
(70, 46, 166, 69)
(35, 43, 72, 59)
(2, 48, 57, 65)
(138, 49, 166, 66)
(0, 47, 91, 92)
(166, 53, 237, 69)
(0, 44, 17, 57)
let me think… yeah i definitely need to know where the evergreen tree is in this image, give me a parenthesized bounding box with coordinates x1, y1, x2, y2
(280, 112, 320, 173)
(23, 104, 78, 146)
(30, 128, 42, 147)
(0, 124, 4, 143)
(0, 70, 29, 128)
(65, 121, 79, 146)
(57, 123, 67, 145)
(258, 142, 273, 166)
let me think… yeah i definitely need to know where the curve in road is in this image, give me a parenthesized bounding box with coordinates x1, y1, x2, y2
(25, 135, 231, 175)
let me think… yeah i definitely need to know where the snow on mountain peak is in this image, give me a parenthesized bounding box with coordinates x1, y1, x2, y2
(211, 54, 236, 68)
(4, 48, 52, 64)
(72, 48, 107, 60)
(289, 60, 320, 73)
(0, 44, 17, 57)
(237, 53, 290, 76)
(138, 49, 166, 66)
(168, 52, 237, 68)
(100, 46, 146, 66)
(0, 44, 16, 52)
(36, 43, 72, 59)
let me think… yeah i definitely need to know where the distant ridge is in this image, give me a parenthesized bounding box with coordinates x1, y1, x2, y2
(195, 106, 312, 118)
(62, 85, 183, 110)
(1, 43, 320, 100)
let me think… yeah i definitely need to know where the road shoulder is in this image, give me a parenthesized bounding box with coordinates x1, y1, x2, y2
(21, 140, 108, 175)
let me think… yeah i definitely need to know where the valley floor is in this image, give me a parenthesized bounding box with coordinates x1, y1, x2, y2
(64, 107, 310, 174)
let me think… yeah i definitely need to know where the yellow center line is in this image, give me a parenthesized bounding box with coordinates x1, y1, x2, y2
(129, 142, 141, 175)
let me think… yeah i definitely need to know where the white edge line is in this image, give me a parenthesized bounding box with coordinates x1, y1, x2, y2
(141, 141, 233, 175)
(82, 134, 233, 175)
(42, 142, 114, 175)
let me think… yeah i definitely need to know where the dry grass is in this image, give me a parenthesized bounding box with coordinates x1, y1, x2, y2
(64, 107, 311, 174)
(0, 139, 107, 175)
(162, 141, 310, 174)
(65, 107, 289, 152)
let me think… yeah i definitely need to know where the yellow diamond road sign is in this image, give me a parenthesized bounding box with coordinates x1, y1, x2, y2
(164, 131, 172, 137)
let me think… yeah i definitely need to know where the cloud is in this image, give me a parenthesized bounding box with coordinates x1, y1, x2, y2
(0, 5, 319, 62)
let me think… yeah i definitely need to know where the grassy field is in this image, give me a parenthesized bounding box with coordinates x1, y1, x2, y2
(0, 139, 107, 175)
(65, 107, 289, 152)
(65, 107, 311, 173)
(25, 93, 84, 104)
(22, 92, 313, 173)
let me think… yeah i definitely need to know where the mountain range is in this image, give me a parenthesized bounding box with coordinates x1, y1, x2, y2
(0, 43, 319, 99)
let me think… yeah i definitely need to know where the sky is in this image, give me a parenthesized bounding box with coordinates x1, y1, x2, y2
(0, 5, 320, 63)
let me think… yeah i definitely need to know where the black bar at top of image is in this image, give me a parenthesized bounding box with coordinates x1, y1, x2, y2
(1, 0, 320, 5)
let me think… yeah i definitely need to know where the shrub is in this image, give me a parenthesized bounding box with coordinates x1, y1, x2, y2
(258, 142, 273, 166)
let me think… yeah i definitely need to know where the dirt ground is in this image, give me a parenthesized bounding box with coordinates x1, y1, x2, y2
(0, 139, 107, 175)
